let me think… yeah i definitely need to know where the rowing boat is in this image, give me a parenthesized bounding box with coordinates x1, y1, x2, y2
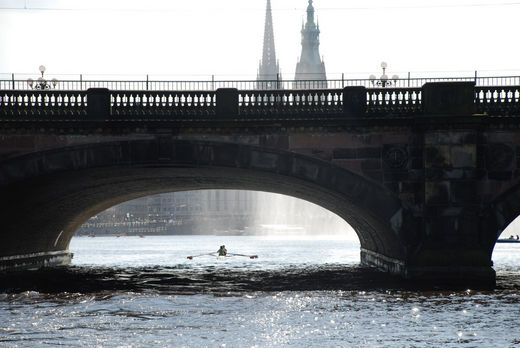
(187, 252, 258, 260)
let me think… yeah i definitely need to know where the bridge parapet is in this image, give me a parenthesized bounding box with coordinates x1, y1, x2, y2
(476, 85, 520, 115)
(111, 89, 216, 118)
(1, 82, 520, 121)
(0, 89, 87, 118)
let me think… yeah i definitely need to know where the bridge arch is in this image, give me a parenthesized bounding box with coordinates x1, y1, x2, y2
(482, 181, 520, 256)
(0, 138, 410, 271)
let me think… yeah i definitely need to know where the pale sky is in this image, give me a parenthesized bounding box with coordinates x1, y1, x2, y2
(0, 0, 519, 81)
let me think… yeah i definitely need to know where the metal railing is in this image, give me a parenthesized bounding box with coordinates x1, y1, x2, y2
(2, 76, 520, 91)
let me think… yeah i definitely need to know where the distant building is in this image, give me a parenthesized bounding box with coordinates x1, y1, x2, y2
(294, 0, 327, 89)
(257, 0, 282, 89)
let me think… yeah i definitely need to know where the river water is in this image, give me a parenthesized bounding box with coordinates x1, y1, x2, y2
(1, 235, 520, 347)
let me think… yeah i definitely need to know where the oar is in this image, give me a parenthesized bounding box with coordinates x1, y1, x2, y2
(227, 253, 258, 259)
(187, 252, 216, 260)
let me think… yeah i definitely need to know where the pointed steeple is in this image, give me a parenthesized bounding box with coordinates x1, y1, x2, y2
(294, 0, 327, 88)
(257, 0, 282, 89)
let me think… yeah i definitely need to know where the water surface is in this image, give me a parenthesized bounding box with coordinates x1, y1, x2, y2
(1, 235, 519, 347)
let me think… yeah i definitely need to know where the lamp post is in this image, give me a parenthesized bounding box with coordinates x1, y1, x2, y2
(27, 65, 58, 90)
(369, 62, 399, 87)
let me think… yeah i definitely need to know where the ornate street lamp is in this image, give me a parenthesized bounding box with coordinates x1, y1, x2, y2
(369, 62, 399, 87)
(27, 65, 58, 90)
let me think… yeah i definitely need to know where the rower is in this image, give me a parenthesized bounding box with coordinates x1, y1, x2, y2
(217, 245, 227, 256)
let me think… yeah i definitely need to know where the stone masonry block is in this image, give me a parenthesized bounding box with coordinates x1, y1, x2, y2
(216, 88, 239, 118)
(486, 143, 514, 171)
(451, 145, 476, 168)
(425, 145, 450, 168)
(87, 88, 110, 120)
(343, 86, 367, 116)
(451, 181, 477, 204)
(422, 82, 475, 115)
(333, 148, 357, 160)
(426, 181, 450, 205)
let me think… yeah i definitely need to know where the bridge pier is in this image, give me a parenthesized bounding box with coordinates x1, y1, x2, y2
(0, 251, 73, 272)
(361, 249, 496, 288)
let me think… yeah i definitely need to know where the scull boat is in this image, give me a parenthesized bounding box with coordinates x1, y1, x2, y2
(187, 252, 258, 260)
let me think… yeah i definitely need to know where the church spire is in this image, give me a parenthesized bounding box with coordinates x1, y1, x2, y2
(294, 0, 327, 88)
(257, 0, 281, 89)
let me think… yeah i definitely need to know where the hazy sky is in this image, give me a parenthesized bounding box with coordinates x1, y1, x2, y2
(0, 0, 519, 80)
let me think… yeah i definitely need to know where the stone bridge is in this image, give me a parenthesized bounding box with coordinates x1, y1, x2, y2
(1, 80, 520, 288)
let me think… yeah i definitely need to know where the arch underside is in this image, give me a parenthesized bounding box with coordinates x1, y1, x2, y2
(484, 180, 520, 255)
(0, 139, 408, 264)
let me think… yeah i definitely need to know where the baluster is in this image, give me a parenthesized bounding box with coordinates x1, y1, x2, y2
(78, 92, 84, 116)
(32, 93, 39, 116)
(143, 93, 149, 116)
(154, 93, 160, 116)
(70, 93, 76, 111)
(35, 92, 43, 108)
(377, 91, 383, 108)
(253, 92, 259, 114)
(197, 92, 203, 115)
(493, 89, 499, 104)
(299, 92, 306, 109)
(366, 91, 372, 112)
(117, 93, 123, 109)
(179, 92, 184, 109)
(158, 93, 165, 115)
(130, 94, 136, 115)
(243, 92, 249, 108)
(36, 93, 42, 109)
(475, 90, 482, 106)
(64, 93, 70, 116)
(252, 92, 258, 110)
(181, 93, 186, 110)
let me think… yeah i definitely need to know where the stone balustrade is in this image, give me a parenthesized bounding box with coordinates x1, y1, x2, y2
(1, 83, 520, 121)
